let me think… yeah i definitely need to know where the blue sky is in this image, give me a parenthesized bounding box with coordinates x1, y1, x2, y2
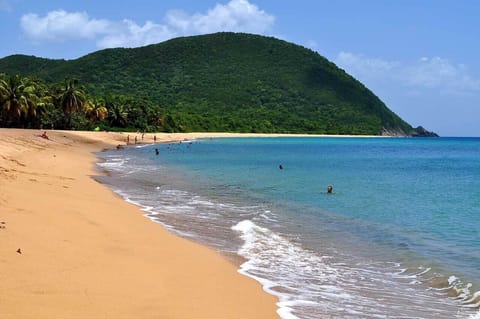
(1, 0, 479, 136)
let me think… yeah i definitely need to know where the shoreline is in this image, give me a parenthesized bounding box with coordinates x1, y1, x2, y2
(0, 128, 279, 319)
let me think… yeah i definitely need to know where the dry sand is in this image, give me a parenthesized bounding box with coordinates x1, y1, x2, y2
(0, 128, 279, 319)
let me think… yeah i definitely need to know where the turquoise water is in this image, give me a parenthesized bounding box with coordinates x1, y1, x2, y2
(97, 137, 480, 318)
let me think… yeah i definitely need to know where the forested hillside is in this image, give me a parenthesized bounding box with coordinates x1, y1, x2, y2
(1, 32, 423, 135)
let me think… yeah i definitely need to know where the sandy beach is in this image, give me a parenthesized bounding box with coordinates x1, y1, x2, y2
(0, 128, 279, 319)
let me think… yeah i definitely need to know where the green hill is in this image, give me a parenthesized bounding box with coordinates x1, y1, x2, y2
(0, 32, 420, 135)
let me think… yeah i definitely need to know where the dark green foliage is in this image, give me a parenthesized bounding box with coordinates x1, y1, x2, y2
(55, 79, 86, 114)
(0, 74, 51, 128)
(0, 32, 417, 134)
(0, 74, 165, 131)
(38, 103, 64, 129)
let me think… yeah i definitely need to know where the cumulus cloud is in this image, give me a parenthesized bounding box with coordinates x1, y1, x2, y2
(404, 57, 480, 92)
(335, 52, 400, 79)
(20, 0, 275, 48)
(165, 0, 274, 34)
(335, 52, 480, 94)
(21, 10, 110, 42)
(96, 20, 175, 48)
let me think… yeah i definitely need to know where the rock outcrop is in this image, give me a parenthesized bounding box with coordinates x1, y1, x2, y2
(411, 126, 439, 137)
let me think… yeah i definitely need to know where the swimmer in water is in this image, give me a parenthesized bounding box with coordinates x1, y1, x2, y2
(327, 185, 333, 194)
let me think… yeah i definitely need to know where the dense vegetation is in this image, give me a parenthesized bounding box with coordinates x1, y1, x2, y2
(0, 75, 172, 132)
(0, 32, 419, 135)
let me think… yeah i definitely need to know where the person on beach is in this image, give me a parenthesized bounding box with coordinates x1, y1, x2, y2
(327, 185, 333, 194)
(126, 135, 130, 144)
(153, 135, 157, 143)
(134, 136, 138, 144)
(38, 131, 49, 140)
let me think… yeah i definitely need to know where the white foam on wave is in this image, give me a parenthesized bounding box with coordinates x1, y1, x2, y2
(112, 188, 201, 240)
(463, 290, 480, 308)
(469, 310, 480, 319)
(438, 276, 480, 308)
(97, 158, 127, 169)
(114, 189, 147, 209)
(232, 220, 342, 319)
(450, 275, 459, 285)
(230, 219, 476, 319)
(134, 143, 153, 148)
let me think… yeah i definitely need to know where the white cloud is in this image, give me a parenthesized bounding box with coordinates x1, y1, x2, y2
(21, 10, 110, 42)
(335, 52, 400, 80)
(165, 0, 274, 34)
(97, 20, 175, 48)
(20, 0, 275, 48)
(335, 52, 480, 94)
(404, 56, 480, 92)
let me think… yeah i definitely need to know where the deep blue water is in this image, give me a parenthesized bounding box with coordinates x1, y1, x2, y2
(97, 137, 480, 319)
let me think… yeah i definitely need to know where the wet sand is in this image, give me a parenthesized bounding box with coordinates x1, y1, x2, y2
(0, 129, 279, 319)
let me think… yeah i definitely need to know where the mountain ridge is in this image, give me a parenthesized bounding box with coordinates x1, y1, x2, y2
(0, 32, 435, 136)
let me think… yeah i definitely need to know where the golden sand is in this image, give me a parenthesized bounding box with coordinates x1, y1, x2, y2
(0, 129, 279, 319)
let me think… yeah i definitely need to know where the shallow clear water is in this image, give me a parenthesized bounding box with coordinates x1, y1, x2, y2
(96, 137, 480, 318)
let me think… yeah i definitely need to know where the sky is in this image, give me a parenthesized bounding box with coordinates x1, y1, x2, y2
(1, 0, 479, 136)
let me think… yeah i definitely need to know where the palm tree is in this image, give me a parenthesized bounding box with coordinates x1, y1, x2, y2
(85, 97, 108, 121)
(58, 79, 86, 114)
(0, 75, 46, 127)
(106, 99, 128, 127)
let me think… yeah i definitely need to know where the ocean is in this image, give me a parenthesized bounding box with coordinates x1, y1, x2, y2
(96, 137, 480, 319)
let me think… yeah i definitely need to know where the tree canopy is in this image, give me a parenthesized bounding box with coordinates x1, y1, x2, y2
(0, 32, 422, 135)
